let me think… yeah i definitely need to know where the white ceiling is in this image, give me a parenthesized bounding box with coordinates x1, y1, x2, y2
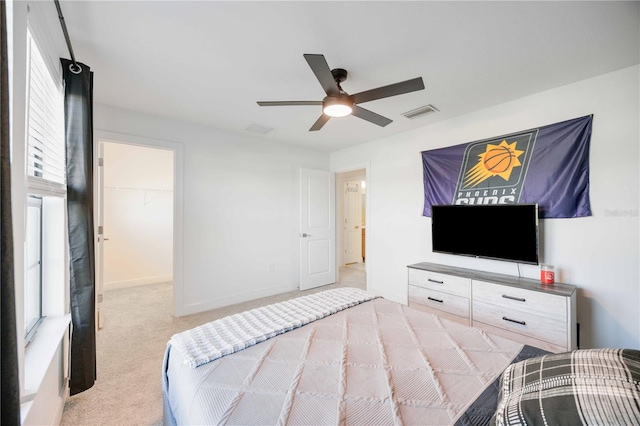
(60, 1, 639, 152)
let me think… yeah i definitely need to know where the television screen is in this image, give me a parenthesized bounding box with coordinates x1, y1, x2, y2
(431, 204, 539, 264)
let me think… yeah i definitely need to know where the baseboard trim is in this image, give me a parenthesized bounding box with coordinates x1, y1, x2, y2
(105, 275, 173, 291)
(177, 284, 298, 317)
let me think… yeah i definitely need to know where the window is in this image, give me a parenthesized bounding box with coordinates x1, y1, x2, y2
(24, 197, 43, 343)
(23, 27, 66, 345)
(26, 27, 65, 192)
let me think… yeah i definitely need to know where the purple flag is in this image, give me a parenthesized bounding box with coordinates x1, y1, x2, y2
(422, 115, 592, 218)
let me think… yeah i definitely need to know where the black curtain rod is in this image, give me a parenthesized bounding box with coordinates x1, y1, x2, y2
(53, 0, 79, 71)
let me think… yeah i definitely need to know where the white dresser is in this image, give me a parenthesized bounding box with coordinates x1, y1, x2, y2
(408, 262, 577, 353)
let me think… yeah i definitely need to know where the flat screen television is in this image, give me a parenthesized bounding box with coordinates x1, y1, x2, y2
(431, 203, 539, 265)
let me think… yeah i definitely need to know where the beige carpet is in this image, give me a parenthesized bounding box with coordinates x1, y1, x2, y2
(345, 261, 366, 272)
(60, 267, 366, 425)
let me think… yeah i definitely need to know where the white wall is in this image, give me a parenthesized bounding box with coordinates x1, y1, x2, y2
(94, 105, 330, 315)
(331, 66, 640, 350)
(103, 142, 173, 289)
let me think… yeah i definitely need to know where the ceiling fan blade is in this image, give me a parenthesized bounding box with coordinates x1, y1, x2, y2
(303, 54, 340, 96)
(351, 77, 425, 104)
(309, 114, 331, 131)
(352, 105, 392, 127)
(257, 101, 322, 106)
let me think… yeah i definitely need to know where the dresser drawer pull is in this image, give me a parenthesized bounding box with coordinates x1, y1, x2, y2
(502, 294, 526, 302)
(502, 316, 526, 326)
(427, 297, 444, 303)
(428, 279, 444, 284)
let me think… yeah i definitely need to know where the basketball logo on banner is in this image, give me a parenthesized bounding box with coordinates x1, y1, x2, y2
(454, 130, 537, 205)
(422, 115, 592, 218)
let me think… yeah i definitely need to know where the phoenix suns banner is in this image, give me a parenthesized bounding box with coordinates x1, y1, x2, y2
(422, 115, 592, 218)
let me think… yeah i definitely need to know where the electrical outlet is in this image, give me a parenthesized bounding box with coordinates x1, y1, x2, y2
(268, 263, 275, 272)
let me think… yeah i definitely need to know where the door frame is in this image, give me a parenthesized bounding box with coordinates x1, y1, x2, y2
(333, 162, 371, 290)
(94, 130, 185, 316)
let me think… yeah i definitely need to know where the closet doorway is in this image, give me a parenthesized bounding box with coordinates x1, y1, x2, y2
(336, 169, 367, 276)
(96, 140, 175, 327)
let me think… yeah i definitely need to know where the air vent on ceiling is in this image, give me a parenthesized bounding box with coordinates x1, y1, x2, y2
(402, 104, 439, 120)
(244, 123, 274, 135)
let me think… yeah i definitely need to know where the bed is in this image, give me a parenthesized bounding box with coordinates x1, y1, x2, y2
(162, 288, 640, 425)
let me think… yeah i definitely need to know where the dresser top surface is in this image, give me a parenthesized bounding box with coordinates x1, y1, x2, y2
(408, 262, 576, 297)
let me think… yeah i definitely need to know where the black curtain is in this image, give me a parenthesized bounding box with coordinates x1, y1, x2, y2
(1, 0, 20, 423)
(62, 58, 96, 395)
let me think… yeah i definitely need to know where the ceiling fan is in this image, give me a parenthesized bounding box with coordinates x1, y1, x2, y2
(257, 54, 425, 131)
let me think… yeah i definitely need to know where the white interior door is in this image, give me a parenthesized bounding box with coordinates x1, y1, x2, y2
(300, 168, 336, 290)
(343, 181, 362, 264)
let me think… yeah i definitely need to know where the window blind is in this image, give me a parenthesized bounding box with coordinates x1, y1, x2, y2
(26, 30, 65, 193)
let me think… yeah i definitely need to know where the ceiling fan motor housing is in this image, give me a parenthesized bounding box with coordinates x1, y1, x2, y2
(331, 68, 348, 84)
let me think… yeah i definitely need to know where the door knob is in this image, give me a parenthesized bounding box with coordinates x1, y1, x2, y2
(300, 233, 312, 237)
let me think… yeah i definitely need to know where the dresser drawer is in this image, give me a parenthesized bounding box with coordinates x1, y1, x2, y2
(473, 301, 567, 347)
(472, 280, 567, 322)
(408, 268, 470, 298)
(408, 285, 470, 319)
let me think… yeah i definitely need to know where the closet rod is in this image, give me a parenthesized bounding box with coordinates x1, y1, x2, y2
(53, 0, 79, 72)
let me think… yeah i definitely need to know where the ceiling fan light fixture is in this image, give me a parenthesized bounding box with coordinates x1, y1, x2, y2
(323, 97, 353, 117)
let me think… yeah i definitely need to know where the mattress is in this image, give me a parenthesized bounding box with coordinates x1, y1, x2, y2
(163, 292, 542, 425)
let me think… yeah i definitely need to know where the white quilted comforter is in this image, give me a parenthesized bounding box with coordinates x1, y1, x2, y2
(164, 289, 525, 425)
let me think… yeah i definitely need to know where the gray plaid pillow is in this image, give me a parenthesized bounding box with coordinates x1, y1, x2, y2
(492, 348, 640, 426)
